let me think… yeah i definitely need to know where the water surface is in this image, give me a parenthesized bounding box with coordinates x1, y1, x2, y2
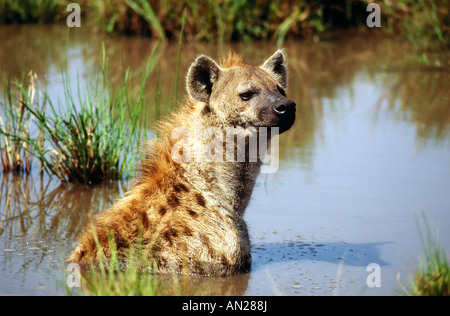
(1, 25, 449, 295)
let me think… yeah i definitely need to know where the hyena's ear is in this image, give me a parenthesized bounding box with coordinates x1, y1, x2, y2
(187, 55, 221, 103)
(261, 49, 287, 89)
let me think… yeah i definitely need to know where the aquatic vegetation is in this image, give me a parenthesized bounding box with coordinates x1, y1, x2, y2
(0, 0, 66, 24)
(1, 1, 445, 45)
(399, 214, 450, 296)
(380, 0, 449, 66)
(0, 71, 35, 173)
(69, 233, 166, 296)
(0, 43, 158, 184)
(88, 0, 369, 42)
(1, 0, 448, 63)
(66, 228, 205, 296)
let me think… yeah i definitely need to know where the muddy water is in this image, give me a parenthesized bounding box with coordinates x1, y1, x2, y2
(1, 25, 449, 295)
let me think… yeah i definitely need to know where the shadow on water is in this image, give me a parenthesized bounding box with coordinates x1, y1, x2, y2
(252, 241, 390, 268)
(151, 241, 391, 296)
(170, 241, 391, 296)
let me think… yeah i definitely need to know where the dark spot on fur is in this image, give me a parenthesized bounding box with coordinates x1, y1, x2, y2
(183, 226, 193, 236)
(173, 183, 189, 193)
(113, 229, 128, 249)
(201, 104, 211, 115)
(200, 234, 209, 244)
(142, 186, 153, 197)
(163, 233, 170, 242)
(221, 255, 230, 266)
(187, 209, 198, 218)
(141, 212, 150, 229)
(159, 206, 167, 216)
(169, 228, 178, 238)
(195, 193, 206, 207)
(162, 228, 178, 245)
(158, 257, 167, 269)
(167, 194, 180, 207)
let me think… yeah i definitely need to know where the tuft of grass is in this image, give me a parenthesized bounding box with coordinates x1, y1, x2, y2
(0, 42, 159, 185)
(125, 0, 167, 41)
(399, 213, 450, 296)
(71, 232, 164, 296)
(78, 261, 164, 296)
(0, 71, 36, 173)
(174, 8, 186, 106)
(64, 228, 188, 296)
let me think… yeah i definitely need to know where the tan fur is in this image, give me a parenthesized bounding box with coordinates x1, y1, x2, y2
(68, 50, 296, 275)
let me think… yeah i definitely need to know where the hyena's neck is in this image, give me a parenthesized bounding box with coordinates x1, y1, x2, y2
(183, 158, 261, 216)
(174, 103, 263, 216)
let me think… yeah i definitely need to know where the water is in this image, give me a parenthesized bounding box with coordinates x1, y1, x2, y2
(1, 25, 449, 295)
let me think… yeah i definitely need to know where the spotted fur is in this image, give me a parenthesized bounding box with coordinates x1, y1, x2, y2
(67, 50, 296, 275)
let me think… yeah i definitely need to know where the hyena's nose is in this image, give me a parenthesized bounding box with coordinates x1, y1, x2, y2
(273, 99, 296, 116)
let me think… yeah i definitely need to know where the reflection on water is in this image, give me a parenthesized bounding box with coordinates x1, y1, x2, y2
(0, 25, 449, 295)
(159, 273, 251, 296)
(0, 173, 128, 295)
(378, 70, 450, 144)
(0, 173, 126, 240)
(0, 172, 251, 295)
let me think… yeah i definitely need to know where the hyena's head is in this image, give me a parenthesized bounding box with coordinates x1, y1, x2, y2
(186, 50, 296, 134)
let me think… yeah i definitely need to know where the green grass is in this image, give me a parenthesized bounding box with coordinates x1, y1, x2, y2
(1, 0, 448, 57)
(78, 263, 164, 296)
(90, 0, 358, 43)
(399, 213, 450, 296)
(125, 0, 167, 42)
(0, 71, 35, 173)
(381, 0, 449, 67)
(0, 0, 65, 24)
(0, 42, 159, 185)
(65, 229, 184, 296)
(71, 233, 164, 296)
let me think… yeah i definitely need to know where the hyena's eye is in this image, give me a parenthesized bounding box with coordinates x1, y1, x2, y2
(277, 85, 286, 97)
(239, 91, 255, 101)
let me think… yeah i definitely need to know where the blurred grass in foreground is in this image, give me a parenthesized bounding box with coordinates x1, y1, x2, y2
(0, 1, 447, 47)
(398, 213, 450, 296)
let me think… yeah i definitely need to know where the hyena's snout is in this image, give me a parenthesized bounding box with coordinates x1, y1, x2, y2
(273, 98, 296, 133)
(273, 98, 296, 116)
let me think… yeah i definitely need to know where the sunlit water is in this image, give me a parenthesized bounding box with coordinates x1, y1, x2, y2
(1, 25, 449, 295)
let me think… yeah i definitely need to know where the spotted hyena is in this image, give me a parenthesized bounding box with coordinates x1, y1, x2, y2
(68, 50, 296, 275)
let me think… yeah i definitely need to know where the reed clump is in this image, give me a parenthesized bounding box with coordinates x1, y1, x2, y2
(399, 214, 450, 296)
(70, 231, 165, 296)
(0, 71, 36, 174)
(0, 43, 158, 185)
(2, 1, 448, 56)
(88, 0, 370, 42)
